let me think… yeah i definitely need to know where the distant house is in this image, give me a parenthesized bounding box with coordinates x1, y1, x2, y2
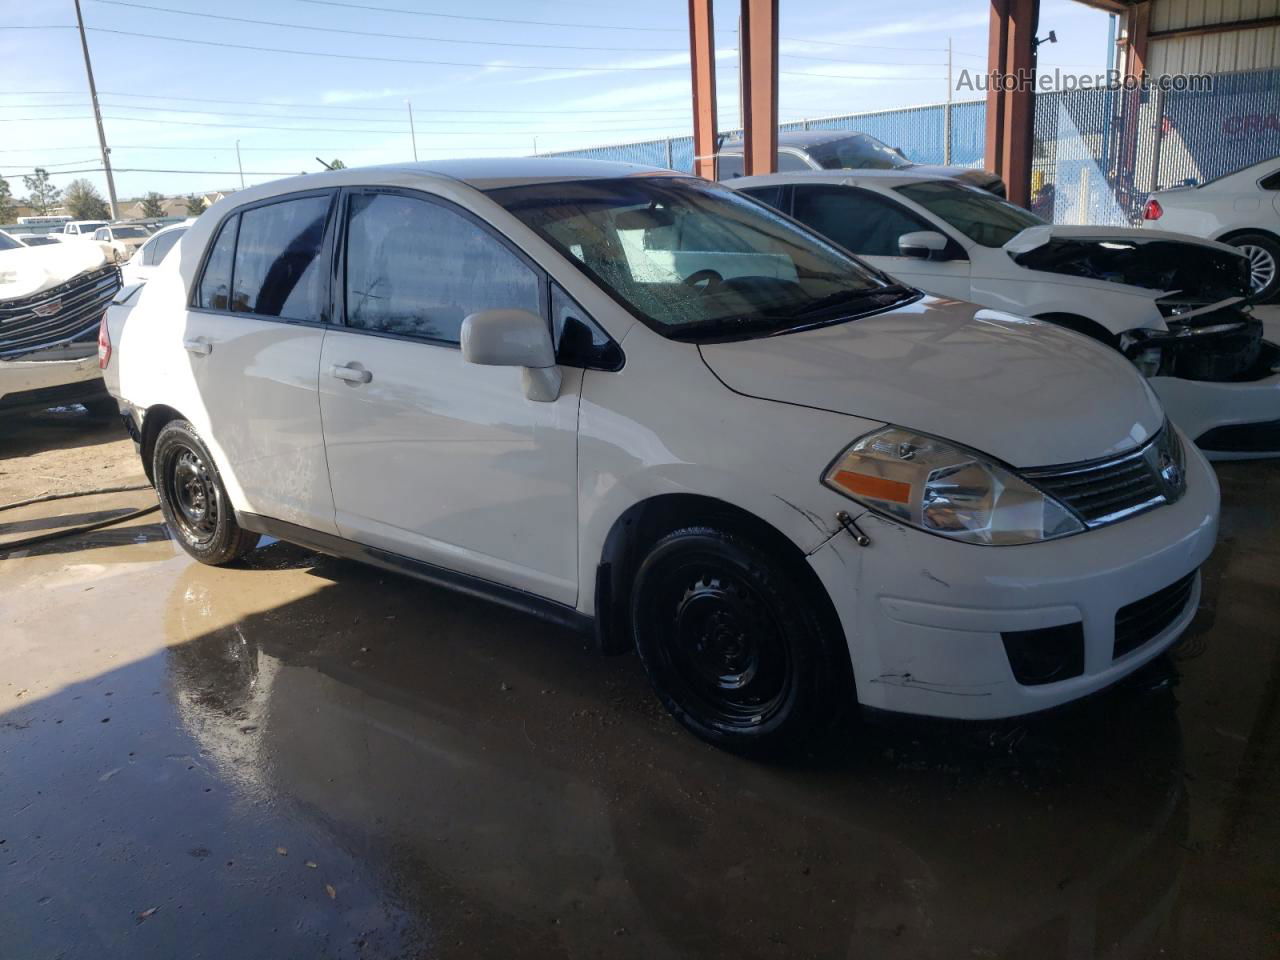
(118, 190, 232, 220)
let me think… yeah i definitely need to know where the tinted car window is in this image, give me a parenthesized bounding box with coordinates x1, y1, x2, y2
(776, 152, 811, 172)
(94, 229, 108, 241)
(0, 232, 21, 252)
(792, 185, 933, 257)
(1261, 169, 1280, 190)
(145, 228, 183, 266)
(716, 154, 745, 179)
(231, 194, 331, 320)
(197, 213, 238, 310)
(344, 192, 541, 344)
(895, 179, 1043, 247)
(740, 185, 786, 213)
(807, 134, 912, 171)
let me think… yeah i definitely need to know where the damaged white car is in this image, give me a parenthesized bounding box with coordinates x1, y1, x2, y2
(0, 228, 121, 416)
(734, 171, 1280, 459)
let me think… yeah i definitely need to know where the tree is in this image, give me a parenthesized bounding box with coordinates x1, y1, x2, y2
(328, 158, 346, 169)
(64, 178, 110, 221)
(185, 194, 207, 215)
(140, 192, 166, 218)
(22, 168, 61, 215)
(0, 178, 15, 223)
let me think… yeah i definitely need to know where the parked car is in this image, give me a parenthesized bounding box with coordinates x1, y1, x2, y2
(92, 223, 151, 263)
(733, 170, 1279, 459)
(103, 159, 1218, 753)
(1142, 158, 1280, 302)
(0, 227, 121, 417)
(120, 222, 190, 286)
(62, 219, 109, 237)
(711, 130, 1006, 196)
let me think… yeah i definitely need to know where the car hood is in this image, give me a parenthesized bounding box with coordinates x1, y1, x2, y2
(909, 165, 1005, 193)
(0, 240, 109, 301)
(698, 296, 1164, 468)
(1003, 225, 1250, 303)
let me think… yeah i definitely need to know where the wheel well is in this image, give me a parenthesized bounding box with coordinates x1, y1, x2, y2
(1216, 227, 1280, 247)
(593, 494, 847, 667)
(1033, 312, 1120, 349)
(138, 404, 185, 483)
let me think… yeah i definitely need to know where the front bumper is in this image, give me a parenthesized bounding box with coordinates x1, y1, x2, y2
(807, 438, 1219, 720)
(1151, 363, 1280, 459)
(0, 344, 103, 404)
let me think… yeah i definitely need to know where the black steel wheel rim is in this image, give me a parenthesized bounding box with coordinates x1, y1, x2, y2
(650, 559, 792, 729)
(164, 443, 219, 544)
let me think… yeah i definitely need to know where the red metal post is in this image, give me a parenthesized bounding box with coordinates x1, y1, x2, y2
(983, 0, 1038, 208)
(984, 0, 1010, 186)
(740, 0, 779, 176)
(688, 0, 718, 179)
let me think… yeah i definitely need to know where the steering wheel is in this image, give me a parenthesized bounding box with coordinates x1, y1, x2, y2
(683, 269, 724, 293)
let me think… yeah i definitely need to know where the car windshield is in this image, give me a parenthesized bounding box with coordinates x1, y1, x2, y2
(896, 180, 1045, 247)
(489, 176, 910, 341)
(111, 226, 149, 239)
(807, 134, 913, 171)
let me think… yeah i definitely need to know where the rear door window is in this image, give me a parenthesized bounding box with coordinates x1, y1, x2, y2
(343, 191, 541, 345)
(230, 194, 332, 320)
(792, 185, 934, 256)
(145, 229, 183, 266)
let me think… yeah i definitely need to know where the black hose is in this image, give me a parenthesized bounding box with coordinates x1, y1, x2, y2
(0, 483, 161, 554)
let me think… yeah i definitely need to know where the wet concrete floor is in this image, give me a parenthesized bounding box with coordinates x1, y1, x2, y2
(0, 421, 1277, 958)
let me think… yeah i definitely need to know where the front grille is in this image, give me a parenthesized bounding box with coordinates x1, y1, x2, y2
(1021, 425, 1184, 528)
(0, 265, 121, 358)
(1113, 571, 1197, 659)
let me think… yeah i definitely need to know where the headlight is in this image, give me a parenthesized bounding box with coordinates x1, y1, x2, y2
(823, 427, 1084, 545)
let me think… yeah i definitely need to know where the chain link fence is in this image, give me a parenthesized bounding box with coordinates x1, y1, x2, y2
(547, 66, 1279, 227)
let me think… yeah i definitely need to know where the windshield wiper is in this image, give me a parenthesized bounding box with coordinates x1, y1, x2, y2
(792, 283, 916, 318)
(665, 315, 792, 341)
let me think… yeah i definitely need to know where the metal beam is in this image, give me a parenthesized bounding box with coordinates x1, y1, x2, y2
(984, 0, 1010, 190)
(740, 0, 779, 176)
(688, 0, 718, 179)
(1149, 14, 1280, 41)
(984, 0, 1038, 208)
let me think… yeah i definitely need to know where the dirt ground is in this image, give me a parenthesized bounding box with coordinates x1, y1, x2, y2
(1, 406, 1278, 959)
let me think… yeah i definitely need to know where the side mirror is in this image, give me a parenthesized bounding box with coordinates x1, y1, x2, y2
(461, 308, 562, 402)
(898, 230, 950, 261)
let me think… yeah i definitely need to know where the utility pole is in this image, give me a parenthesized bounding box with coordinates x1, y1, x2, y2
(407, 100, 418, 161)
(944, 36, 953, 166)
(73, 0, 118, 220)
(235, 140, 244, 189)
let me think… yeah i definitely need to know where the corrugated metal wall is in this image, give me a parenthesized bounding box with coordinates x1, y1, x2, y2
(1148, 0, 1280, 74)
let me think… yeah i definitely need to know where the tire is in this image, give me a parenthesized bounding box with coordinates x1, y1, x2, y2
(152, 419, 258, 565)
(631, 526, 847, 756)
(1224, 232, 1280, 303)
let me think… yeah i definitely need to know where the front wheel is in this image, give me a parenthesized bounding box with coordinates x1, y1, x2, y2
(631, 526, 848, 756)
(153, 419, 258, 565)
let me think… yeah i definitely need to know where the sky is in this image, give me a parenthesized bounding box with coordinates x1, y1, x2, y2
(0, 0, 1114, 204)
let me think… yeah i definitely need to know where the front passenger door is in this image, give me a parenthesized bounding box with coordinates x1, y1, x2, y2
(790, 184, 972, 300)
(317, 189, 582, 605)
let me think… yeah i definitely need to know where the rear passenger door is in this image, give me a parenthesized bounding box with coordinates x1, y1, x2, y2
(316, 188, 582, 606)
(183, 190, 339, 534)
(789, 184, 973, 300)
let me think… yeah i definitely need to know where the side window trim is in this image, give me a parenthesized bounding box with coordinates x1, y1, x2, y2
(189, 188, 338, 325)
(548, 280, 625, 372)
(334, 184, 549, 350)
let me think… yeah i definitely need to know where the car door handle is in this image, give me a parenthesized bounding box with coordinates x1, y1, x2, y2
(330, 363, 372, 384)
(183, 337, 212, 356)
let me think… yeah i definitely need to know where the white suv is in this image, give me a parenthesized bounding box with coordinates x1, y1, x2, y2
(103, 160, 1219, 753)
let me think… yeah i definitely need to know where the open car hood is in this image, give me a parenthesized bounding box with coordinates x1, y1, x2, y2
(1003, 226, 1251, 304)
(0, 241, 110, 301)
(698, 296, 1164, 468)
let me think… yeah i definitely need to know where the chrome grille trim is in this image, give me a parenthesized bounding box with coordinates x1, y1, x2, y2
(1020, 425, 1185, 529)
(0, 266, 121, 358)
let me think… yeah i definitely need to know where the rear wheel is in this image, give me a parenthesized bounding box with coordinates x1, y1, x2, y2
(153, 420, 258, 565)
(631, 526, 847, 756)
(1225, 232, 1280, 302)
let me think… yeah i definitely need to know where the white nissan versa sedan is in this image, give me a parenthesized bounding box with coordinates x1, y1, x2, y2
(102, 159, 1219, 754)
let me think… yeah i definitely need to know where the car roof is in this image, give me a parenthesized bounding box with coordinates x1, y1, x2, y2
(210, 158, 681, 211)
(717, 130, 866, 152)
(729, 169, 953, 189)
